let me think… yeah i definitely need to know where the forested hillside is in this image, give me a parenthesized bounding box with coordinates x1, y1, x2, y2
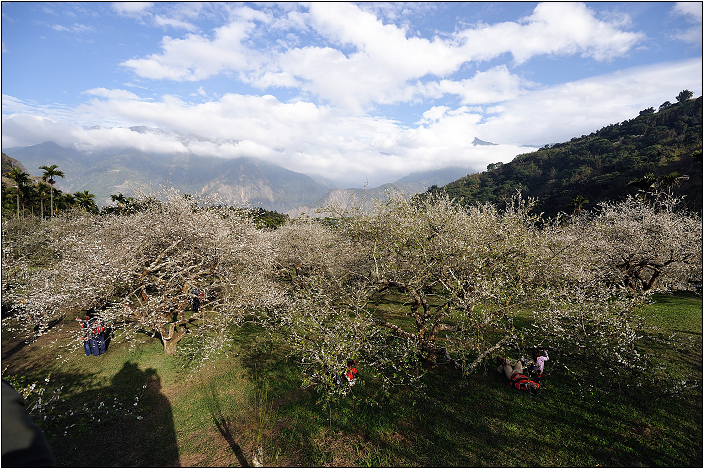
(430, 94, 703, 217)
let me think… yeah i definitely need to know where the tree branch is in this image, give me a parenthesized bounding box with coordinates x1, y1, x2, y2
(371, 317, 416, 340)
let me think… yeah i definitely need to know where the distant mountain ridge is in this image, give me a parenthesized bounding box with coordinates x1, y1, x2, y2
(1, 142, 473, 215)
(1, 143, 332, 213)
(288, 166, 475, 216)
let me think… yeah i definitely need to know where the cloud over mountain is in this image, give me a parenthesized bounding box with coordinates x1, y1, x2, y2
(2, 2, 702, 187)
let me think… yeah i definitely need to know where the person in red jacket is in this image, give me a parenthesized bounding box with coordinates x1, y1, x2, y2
(78, 314, 94, 356)
(77, 311, 106, 356)
(344, 359, 358, 385)
(497, 357, 540, 395)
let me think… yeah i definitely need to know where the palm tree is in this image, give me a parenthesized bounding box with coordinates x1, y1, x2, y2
(39, 165, 65, 217)
(7, 167, 31, 218)
(59, 192, 76, 210)
(74, 190, 97, 213)
(657, 172, 689, 196)
(4, 183, 22, 218)
(111, 192, 127, 207)
(628, 173, 657, 202)
(36, 181, 52, 219)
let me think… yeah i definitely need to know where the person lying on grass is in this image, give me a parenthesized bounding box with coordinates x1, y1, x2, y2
(497, 357, 541, 395)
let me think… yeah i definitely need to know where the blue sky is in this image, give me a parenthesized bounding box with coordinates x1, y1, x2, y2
(2, 2, 702, 187)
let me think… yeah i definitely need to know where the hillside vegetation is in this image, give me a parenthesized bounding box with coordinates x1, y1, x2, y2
(430, 94, 703, 217)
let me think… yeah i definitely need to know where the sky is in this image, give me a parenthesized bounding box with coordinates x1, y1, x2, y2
(1, 2, 702, 187)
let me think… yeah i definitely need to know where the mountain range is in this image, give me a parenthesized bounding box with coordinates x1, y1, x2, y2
(1, 142, 473, 215)
(4, 96, 701, 218)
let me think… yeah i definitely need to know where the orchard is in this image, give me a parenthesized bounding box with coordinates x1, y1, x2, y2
(3, 188, 700, 398)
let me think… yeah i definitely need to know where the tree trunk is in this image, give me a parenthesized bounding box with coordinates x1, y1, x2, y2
(160, 323, 188, 355)
(162, 337, 180, 355)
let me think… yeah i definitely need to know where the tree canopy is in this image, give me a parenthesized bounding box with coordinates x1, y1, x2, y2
(2, 188, 701, 397)
(430, 95, 702, 217)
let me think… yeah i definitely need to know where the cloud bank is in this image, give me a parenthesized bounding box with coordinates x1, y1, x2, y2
(2, 2, 702, 187)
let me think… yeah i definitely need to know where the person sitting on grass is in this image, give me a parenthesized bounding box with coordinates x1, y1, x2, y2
(497, 356, 541, 395)
(529, 348, 549, 381)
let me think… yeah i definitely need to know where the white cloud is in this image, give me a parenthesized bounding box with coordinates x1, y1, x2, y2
(671, 2, 703, 45)
(283, 2, 642, 110)
(4, 57, 701, 186)
(49, 22, 95, 36)
(120, 20, 261, 81)
(83, 88, 142, 101)
(307, 2, 465, 78)
(269, 10, 310, 32)
(474, 58, 703, 146)
(154, 15, 197, 31)
(116, 2, 644, 113)
(457, 3, 644, 64)
(1, 114, 84, 149)
(412, 66, 537, 105)
(123, 82, 148, 90)
(420, 106, 449, 124)
(246, 71, 300, 89)
(73, 126, 190, 154)
(673, 26, 703, 45)
(3, 0, 700, 189)
(190, 86, 207, 97)
(673, 2, 703, 21)
(111, 2, 153, 17)
(1, 94, 88, 125)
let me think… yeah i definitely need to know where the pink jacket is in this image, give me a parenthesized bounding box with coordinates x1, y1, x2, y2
(535, 352, 549, 374)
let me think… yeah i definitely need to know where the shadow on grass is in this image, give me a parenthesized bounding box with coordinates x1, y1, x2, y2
(671, 329, 703, 335)
(221, 308, 702, 467)
(43, 362, 180, 467)
(287, 357, 703, 467)
(205, 384, 250, 467)
(2, 316, 67, 360)
(2, 337, 34, 360)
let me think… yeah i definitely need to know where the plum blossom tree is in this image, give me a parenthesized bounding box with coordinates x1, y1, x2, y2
(263, 216, 382, 392)
(526, 281, 650, 390)
(266, 190, 701, 395)
(2, 189, 285, 355)
(346, 193, 560, 371)
(575, 194, 702, 292)
(266, 193, 572, 390)
(522, 193, 702, 394)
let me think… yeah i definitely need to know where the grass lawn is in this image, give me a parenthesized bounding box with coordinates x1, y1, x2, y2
(2, 291, 701, 467)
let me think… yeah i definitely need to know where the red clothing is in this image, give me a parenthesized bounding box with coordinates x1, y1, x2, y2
(509, 372, 540, 392)
(345, 367, 357, 381)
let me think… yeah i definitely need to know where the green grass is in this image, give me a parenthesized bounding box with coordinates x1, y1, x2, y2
(2, 291, 701, 466)
(646, 291, 703, 333)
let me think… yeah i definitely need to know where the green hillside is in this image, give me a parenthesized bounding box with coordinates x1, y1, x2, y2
(430, 95, 703, 217)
